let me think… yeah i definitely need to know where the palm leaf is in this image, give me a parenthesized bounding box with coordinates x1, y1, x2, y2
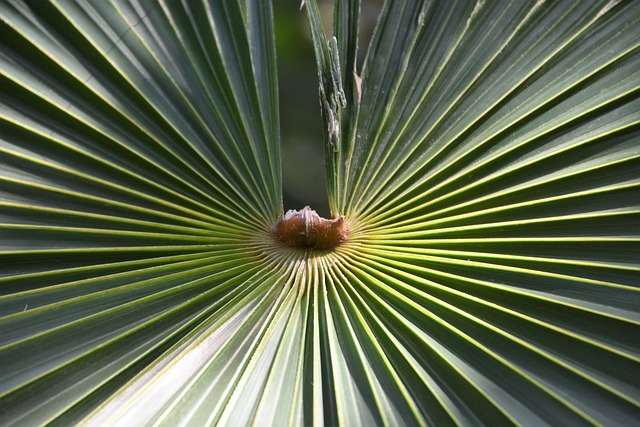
(1, 0, 639, 426)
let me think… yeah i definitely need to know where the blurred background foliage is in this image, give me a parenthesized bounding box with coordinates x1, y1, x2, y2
(275, 0, 380, 216)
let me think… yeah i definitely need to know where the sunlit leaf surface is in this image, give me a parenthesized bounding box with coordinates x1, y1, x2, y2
(1, 0, 639, 425)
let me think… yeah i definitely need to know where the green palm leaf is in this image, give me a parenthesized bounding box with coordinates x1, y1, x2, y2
(1, 0, 638, 425)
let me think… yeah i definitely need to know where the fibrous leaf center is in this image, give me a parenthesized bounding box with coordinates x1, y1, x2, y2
(274, 206, 348, 249)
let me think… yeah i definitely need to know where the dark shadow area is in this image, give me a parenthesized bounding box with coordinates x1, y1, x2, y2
(274, 0, 330, 217)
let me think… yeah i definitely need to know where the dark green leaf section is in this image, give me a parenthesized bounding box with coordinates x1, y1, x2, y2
(340, 0, 640, 218)
(0, 0, 282, 424)
(307, 0, 640, 425)
(1, 0, 280, 225)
